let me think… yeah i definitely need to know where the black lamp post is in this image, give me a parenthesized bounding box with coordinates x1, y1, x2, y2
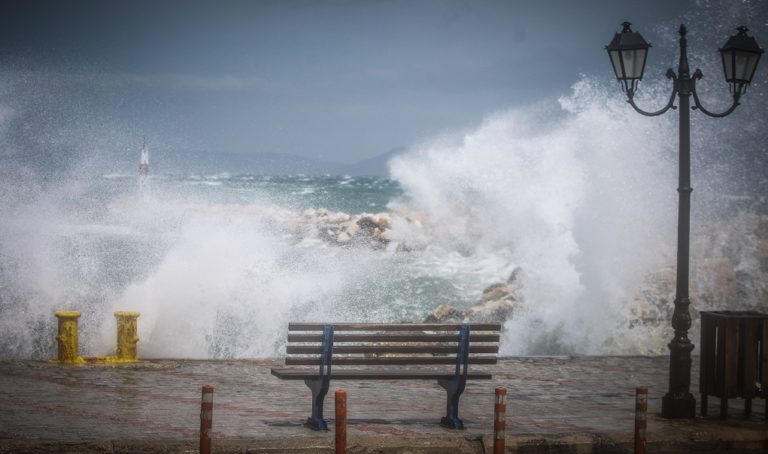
(606, 23, 763, 419)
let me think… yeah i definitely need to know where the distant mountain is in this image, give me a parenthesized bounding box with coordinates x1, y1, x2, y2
(338, 147, 407, 177)
(148, 147, 407, 177)
(155, 150, 340, 176)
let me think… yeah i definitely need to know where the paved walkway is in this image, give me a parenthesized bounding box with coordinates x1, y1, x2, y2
(0, 356, 766, 453)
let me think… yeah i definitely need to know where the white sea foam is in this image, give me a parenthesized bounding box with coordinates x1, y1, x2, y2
(388, 78, 681, 354)
(98, 198, 350, 358)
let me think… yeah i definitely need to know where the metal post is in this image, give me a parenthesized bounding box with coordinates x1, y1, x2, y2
(200, 385, 214, 454)
(335, 388, 347, 454)
(54, 311, 84, 364)
(634, 387, 648, 454)
(662, 25, 696, 419)
(114, 311, 140, 362)
(494, 387, 507, 454)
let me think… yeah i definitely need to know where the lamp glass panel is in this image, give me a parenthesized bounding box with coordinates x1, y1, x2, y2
(622, 50, 637, 78)
(740, 51, 759, 82)
(722, 50, 734, 80)
(735, 51, 751, 81)
(746, 54, 759, 81)
(609, 50, 624, 79)
(724, 50, 760, 83)
(632, 48, 647, 78)
(621, 49, 645, 79)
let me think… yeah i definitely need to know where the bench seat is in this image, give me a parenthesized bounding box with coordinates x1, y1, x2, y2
(271, 368, 493, 380)
(270, 322, 501, 430)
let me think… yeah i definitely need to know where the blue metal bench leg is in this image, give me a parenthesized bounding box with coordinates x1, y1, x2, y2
(439, 324, 469, 429)
(305, 378, 330, 430)
(438, 377, 466, 429)
(304, 324, 334, 431)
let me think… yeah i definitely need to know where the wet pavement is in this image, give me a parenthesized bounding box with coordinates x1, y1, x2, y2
(0, 356, 766, 453)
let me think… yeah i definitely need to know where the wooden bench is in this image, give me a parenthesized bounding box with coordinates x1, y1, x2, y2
(270, 322, 501, 430)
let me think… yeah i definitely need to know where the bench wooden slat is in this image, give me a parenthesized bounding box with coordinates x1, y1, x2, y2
(286, 345, 500, 355)
(288, 322, 501, 332)
(285, 356, 498, 366)
(287, 333, 501, 343)
(271, 368, 493, 380)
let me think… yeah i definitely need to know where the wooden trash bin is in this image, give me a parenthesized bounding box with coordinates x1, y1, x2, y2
(699, 310, 768, 418)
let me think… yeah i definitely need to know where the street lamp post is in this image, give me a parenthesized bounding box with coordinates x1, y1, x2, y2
(605, 23, 763, 419)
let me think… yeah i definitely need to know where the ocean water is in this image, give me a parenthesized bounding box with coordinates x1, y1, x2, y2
(1, 1, 767, 360)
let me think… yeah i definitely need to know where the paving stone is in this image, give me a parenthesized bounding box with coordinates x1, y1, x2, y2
(0, 357, 766, 452)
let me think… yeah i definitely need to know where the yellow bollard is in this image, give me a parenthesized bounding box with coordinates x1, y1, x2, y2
(114, 311, 140, 362)
(54, 311, 85, 364)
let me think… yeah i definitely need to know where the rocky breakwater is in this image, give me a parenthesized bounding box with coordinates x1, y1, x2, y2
(291, 207, 768, 339)
(294, 207, 525, 325)
(424, 268, 525, 325)
(298, 208, 427, 250)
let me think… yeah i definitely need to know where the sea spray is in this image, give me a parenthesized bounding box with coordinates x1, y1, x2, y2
(100, 199, 346, 358)
(388, 78, 681, 355)
(1, 85, 765, 359)
(1, 85, 766, 359)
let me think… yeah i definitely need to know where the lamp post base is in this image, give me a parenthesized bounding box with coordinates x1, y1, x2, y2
(661, 392, 696, 419)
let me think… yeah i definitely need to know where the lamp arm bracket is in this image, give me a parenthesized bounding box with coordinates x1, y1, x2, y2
(690, 69, 741, 118)
(626, 70, 678, 117)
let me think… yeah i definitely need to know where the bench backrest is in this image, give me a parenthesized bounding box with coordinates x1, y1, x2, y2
(284, 323, 501, 368)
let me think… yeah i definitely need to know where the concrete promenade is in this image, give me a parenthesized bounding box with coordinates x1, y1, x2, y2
(0, 356, 766, 453)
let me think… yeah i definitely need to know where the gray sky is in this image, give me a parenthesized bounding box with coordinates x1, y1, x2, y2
(0, 0, 761, 165)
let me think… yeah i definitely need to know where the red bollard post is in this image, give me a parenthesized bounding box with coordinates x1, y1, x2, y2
(200, 385, 214, 454)
(494, 387, 507, 454)
(634, 387, 648, 454)
(335, 388, 347, 454)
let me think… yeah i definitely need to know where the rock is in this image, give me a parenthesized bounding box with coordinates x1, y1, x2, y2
(424, 304, 465, 323)
(294, 207, 429, 251)
(343, 221, 360, 237)
(357, 215, 379, 235)
(477, 285, 517, 306)
(465, 298, 518, 323)
(375, 214, 391, 230)
(327, 212, 351, 223)
(465, 281, 521, 323)
(423, 274, 524, 325)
